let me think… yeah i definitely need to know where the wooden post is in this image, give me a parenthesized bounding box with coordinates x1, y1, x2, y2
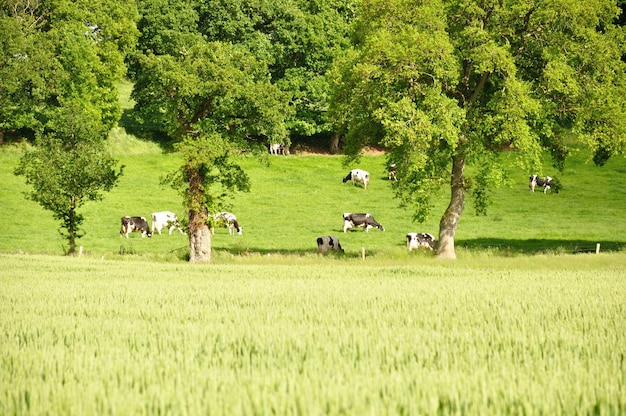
(78, 246, 83, 257)
(361, 247, 365, 261)
(596, 243, 600, 254)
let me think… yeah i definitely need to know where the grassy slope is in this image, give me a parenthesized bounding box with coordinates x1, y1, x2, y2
(1, 79, 625, 259)
(3, 141, 625, 260)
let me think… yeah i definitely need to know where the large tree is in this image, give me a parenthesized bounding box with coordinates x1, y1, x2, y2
(132, 41, 290, 262)
(330, 0, 626, 259)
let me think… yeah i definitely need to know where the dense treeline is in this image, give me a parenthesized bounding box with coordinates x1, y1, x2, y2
(2, 0, 626, 260)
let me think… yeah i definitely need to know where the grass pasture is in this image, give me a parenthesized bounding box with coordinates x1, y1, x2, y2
(1, 138, 625, 260)
(1, 254, 625, 415)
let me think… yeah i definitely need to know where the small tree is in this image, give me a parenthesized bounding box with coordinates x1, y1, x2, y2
(15, 125, 123, 255)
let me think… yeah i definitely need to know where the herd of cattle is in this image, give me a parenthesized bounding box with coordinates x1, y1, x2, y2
(120, 211, 242, 239)
(119, 167, 554, 255)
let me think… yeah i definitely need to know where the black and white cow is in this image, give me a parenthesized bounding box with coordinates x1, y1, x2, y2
(407, 232, 435, 251)
(343, 213, 385, 232)
(388, 163, 397, 181)
(120, 216, 152, 238)
(151, 211, 185, 235)
(317, 236, 344, 253)
(211, 212, 242, 235)
(269, 143, 289, 155)
(529, 174, 553, 193)
(342, 169, 370, 189)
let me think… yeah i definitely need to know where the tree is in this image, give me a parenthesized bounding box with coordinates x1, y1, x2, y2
(0, 0, 138, 141)
(195, 0, 356, 144)
(14, 105, 123, 254)
(132, 41, 290, 262)
(330, 0, 626, 259)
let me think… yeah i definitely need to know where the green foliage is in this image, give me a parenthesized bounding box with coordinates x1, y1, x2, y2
(135, 0, 201, 57)
(134, 0, 356, 140)
(0, 0, 139, 139)
(133, 41, 290, 144)
(14, 135, 123, 254)
(330, 0, 626, 257)
(163, 132, 251, 214)
(2, 254, 625, 414)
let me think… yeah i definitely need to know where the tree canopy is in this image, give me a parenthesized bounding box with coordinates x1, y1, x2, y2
(133, 0, 356, 142)
(0, 0, 138, 141)
(132, 40, 291, 261)
(15, 131, 123, 255)
(330, 0, 626, 258)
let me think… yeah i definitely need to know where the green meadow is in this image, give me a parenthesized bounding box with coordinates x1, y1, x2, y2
(1, 137, 625, 260)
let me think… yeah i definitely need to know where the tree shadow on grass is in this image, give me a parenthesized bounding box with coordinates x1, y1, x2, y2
(212, 239, 626, 259)
(119, 108, 176, 153)
(457, 238, 626, 255)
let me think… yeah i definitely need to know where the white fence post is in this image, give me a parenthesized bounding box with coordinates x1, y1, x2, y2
(596, 243, 600, 254)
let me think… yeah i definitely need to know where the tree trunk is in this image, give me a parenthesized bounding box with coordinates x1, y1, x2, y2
(437, 154, 466, 259)
(68, 205, 77, 255)
(189, 222, 211, 262)
(330, 133, 340, 154)
(187, 165, 211, 262)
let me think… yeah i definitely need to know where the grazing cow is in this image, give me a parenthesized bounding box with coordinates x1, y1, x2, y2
(269, 143, 289, 155)
(317, 236, 344, 253)
(529, 174, 553, 193)
(211, 212, 242, 235)
(342, 169, 370, 189)
(343, 213, 385, 232)
(388, 163, 397, 181)
(151, 211, 185, 235)
(120, 216, 152, 238)
(407, 232, 435, 251)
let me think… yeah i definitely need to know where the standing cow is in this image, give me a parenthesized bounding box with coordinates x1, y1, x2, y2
(151, 211, 185, 235)
(529, 174, 553, 193)
(407, 232, 435, 251)
(211, 212, 242, 235)
(343, 213, 385, 232)
(269, 143, 289, 155)
(120, 216, 152, 238)
(342, 169, 370, 189)
(317, 236, 344, 253)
